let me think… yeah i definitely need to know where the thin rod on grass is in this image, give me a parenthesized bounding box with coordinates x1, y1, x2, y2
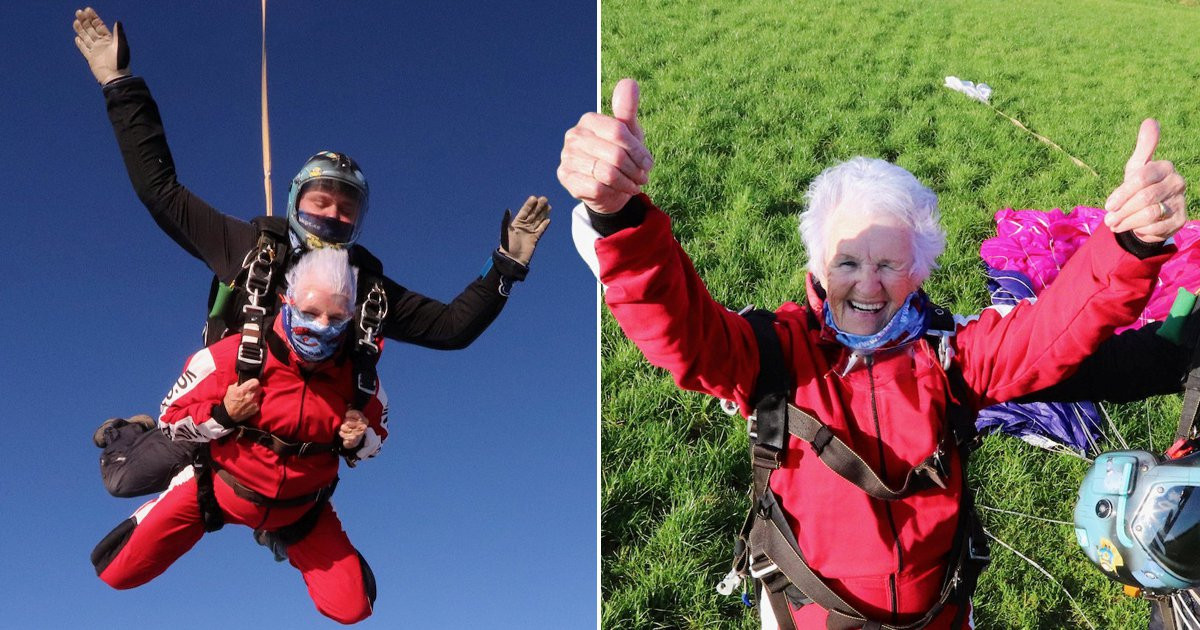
(984, 528, 1097, 630)
(977, 504, 1072, 527)
(1099, 402, 1129, 450)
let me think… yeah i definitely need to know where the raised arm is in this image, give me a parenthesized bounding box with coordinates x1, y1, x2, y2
(378, 196, 551, 349)
(955, 121, 1186, 408)
(74, 8, 254, 281)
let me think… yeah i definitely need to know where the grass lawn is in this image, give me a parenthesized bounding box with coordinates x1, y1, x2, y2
(599, 0, 1200, 627)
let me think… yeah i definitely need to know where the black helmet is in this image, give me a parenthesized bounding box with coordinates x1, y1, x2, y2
(286, 151, 369, 249)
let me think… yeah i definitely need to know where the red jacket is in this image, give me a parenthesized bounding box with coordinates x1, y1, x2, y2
(159, 316, 388, 502)
(593, 197, 1170, 627)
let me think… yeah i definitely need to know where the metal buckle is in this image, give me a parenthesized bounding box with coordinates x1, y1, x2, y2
(749, 553, 779, 579)
(357, 283, 388, 348)
(357, 372, 378, 396)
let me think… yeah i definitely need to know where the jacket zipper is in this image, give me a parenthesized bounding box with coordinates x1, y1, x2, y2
(866, 355, 901, 623)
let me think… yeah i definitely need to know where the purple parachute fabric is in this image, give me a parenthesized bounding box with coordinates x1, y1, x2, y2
(975, 207, 1200, 453)
(975, 265, 1102, 453)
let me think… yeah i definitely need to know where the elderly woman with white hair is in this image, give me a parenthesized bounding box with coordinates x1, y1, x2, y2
(90, 249, 388, 625)
(561, 79, 1186, 629)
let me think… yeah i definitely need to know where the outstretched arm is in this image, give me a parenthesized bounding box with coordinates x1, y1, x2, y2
(74, 8, 255, 280)
(379, 197, 551, 349)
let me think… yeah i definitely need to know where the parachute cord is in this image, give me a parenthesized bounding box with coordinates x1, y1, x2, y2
(260, 0, 274, 217)
(983, 528, 1098, 630)
(977, 504, 1072, 527)
(1071, 403, 1103, 458)
(1172, 592, 1200, 629)
(1098, 402, 1129, 451)
(984, 102, 1099, 178)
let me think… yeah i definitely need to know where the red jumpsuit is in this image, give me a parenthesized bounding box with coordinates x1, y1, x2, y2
(93, 317, 388, 624)
(591, 196, 1170, 628)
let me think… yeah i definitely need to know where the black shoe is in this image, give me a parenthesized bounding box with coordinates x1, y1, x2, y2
(92, 418, 127, 448)
(126, 414, 156, 431)
(254, 529, 289, 563)
(93, 415, 156, 448)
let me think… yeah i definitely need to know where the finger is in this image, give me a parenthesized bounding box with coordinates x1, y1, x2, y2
(513, 196, 538, 221)
(72, 16, 89, 42)
(611, 78, 643, 143)
(82, 12, 105, 41)
(1106, 167, 1184, 227)
(565, 152, 643, 195)
(74, 35, 89, 56)
(1106, 160, 1180, 214)
(569, 141, 648, 188)
(1110, 194, 1181, 234)
(578, 113, 654, 172)
(1124, 119, 1160, 180)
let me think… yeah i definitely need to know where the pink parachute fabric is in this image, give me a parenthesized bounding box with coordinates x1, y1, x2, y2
(980, 207, 1200, 333)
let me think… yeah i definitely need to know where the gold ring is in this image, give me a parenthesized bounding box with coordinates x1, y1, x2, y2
(1159, 201, 1171, 220)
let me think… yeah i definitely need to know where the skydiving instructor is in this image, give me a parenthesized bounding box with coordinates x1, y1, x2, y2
(73, 7, 552, 499)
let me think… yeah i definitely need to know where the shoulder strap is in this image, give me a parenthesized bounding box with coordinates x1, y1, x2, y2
(744, 309, 790, 465)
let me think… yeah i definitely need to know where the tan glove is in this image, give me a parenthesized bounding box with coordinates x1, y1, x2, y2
(499, 196, 551, 266)
(73, 7, 131, 85)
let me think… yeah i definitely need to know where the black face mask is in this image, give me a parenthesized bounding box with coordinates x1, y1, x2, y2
(297, 211, 356, 244)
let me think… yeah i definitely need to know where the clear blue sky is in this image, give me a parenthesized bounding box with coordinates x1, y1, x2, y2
(1, 3, 597, 628)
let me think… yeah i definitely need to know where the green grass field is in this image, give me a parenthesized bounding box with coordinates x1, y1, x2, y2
(599, 0, 1200, 628)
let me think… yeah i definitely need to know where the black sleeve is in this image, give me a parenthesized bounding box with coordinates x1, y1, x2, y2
(1016, 322, 1190, 404)
(377, 266, 509, 350)
(102, 76, 255, 282)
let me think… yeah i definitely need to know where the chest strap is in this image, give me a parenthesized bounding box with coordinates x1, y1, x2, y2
(231, 425, 341, 458)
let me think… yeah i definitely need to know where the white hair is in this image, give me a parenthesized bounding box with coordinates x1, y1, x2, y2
(799, 157, 945, 285)
(285, 248, 357, 313)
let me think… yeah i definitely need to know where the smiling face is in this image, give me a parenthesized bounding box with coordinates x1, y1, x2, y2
(821, 207, 921, 336)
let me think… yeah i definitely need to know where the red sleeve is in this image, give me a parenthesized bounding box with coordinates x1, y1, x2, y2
(158, 338, 238, 442)
(595, 197, 763, 411)
(953, 224, 1173, 408)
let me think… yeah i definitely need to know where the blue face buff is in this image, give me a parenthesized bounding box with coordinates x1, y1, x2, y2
(281, 303, 352, 362)
(823, 291, 929, 353)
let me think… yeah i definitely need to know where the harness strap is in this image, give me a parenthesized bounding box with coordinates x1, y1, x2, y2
(193, 448, 225, 533)
(784, 403, 950, 498)
(752, 480, 987, 630)
(215, 467, 338, 508)
(232, 425, 341, 458)
(733, 302, 988, 629)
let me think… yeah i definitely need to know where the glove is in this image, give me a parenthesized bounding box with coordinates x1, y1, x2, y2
(73, 8, 131, 86)
(499, 196, 551, 266)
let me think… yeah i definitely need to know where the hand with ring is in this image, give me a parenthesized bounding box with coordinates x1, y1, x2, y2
(1103, 119, 1187, 244)
(557, 78, 655, 214)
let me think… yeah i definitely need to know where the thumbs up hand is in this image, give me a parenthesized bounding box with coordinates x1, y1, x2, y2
(1103, 119, 1186, 243)
(557, 78, 655, 214)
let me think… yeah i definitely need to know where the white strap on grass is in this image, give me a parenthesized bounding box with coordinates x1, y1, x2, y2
(260, 0, 274, 216)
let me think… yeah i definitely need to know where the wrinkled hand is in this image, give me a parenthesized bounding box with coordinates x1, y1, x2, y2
(223, 378, 261, 423)
(499, 196, 551, 265)
(339, 410, 368, 449)
(557, 78, 654, 214)
(1103, 119, 1187, 244)
(73, 7, 130, 85)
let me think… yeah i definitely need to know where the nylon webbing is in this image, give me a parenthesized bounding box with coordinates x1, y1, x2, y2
(785, 403, 950, 499)
(260, 0, 273, 217)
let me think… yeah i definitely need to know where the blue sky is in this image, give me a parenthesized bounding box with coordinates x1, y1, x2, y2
(1, 3, 597, 628)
